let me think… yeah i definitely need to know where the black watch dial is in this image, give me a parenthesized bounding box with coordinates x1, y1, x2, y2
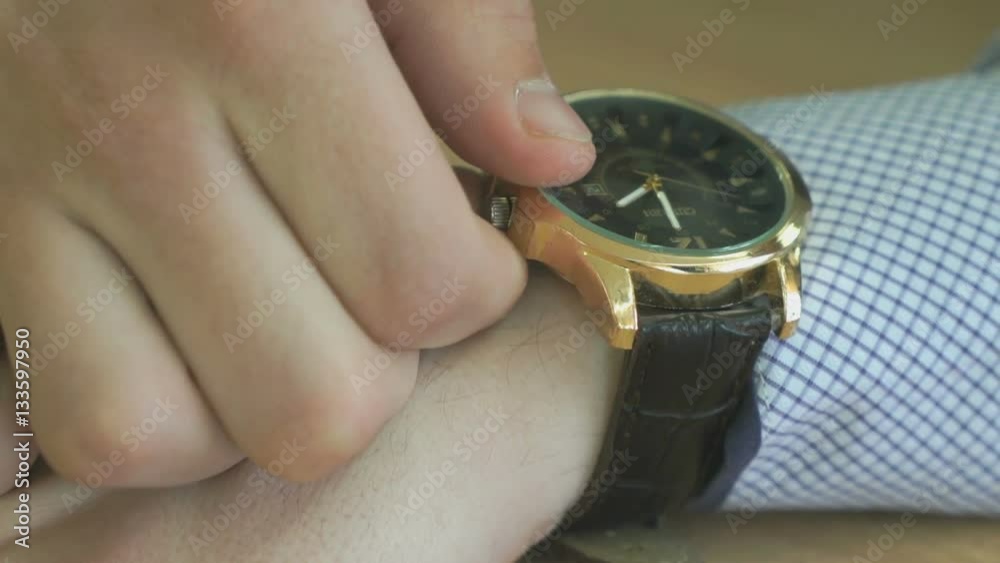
(543, 92, 789, 254)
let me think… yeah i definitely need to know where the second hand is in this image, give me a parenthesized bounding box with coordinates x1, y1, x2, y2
(632, 169, 723, 197)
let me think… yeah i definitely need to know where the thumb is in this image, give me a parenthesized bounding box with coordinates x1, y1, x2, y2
(376, 0, 596, 187)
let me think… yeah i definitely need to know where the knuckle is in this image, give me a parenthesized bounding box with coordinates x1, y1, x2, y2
(358, 239, 526, 348)
(249, 393, 371, 482)
(42, 408, 135, 485)
(244, 351, 414, 482)
(41, 394, 196, 486)
(367, 267, 469, 346)
(206, 1, 365, 76)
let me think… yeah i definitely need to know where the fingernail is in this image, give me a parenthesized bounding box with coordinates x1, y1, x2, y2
(516, 78, 592, 143)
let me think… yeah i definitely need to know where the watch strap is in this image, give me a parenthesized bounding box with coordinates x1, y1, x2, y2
(567, 299, 772, 530)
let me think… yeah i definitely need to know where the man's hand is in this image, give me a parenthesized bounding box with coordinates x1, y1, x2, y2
(0, 267, 621, 563)
(0, 0, 596, 488)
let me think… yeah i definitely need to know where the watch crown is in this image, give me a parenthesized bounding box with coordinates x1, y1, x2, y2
(489, 196, 515, 230)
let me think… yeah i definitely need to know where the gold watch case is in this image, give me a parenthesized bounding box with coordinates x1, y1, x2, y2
(489, 89, 812, 349)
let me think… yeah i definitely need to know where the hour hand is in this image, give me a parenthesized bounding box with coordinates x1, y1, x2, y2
(616, 186, 649, 208)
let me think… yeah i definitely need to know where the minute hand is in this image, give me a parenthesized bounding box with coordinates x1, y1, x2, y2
(631, 170, 721, 197)
(660, 177, 721, 196)
(655, 190, 682, 231)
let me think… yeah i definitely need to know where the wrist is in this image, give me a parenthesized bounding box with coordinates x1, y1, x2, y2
(0, 267, 624, 563)
(385, 265, 623, 561)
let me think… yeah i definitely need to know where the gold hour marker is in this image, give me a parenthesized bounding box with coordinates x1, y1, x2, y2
(737, 206, 756, 214)
(730, 176, 750, 187)
(634, 232, 648, 242)
(586, 116, 601, 130)
(638, 114, 650, 128)
(606, 117, 628, 139)
(690, 130, 703, 142)
(702, 148, 720, 161)
(720, 228, 737, 238)
(670, 236, 707, 249)
(660, 128, 673, 144)
(587, 213, 605, 223)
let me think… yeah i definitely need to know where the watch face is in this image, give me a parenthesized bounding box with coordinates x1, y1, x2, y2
(543, 92, 790, 255)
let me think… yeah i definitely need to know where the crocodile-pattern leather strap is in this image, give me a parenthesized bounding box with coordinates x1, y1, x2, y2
(567, 300, 772, 530)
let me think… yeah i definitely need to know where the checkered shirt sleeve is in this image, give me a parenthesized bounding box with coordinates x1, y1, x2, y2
(718, 45, 999, 514)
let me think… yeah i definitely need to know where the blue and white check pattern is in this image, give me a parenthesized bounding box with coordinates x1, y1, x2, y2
(718, 48, 999, 514)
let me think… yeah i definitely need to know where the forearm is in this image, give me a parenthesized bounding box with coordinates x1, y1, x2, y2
(0, 267, 621, 563)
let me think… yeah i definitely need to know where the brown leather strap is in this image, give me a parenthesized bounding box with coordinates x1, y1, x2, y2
(567, 299, 772, 530)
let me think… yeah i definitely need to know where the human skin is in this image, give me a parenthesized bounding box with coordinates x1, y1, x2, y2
(0, 0, 596, 489)
(0, 267, 621, 562)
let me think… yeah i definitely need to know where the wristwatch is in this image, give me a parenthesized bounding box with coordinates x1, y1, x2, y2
(487, 89, 811, 530)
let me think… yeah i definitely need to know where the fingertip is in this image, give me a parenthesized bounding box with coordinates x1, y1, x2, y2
(448, 79, 597, 188)
(515, 77, 592, 144)
(401, 215, 528, 350)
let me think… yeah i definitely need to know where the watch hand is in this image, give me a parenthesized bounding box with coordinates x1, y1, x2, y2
(655, 190, 682, 230)
(615, 186, 649, 208)
(661, 177, 738, 201)
(634, 169, 723, 198)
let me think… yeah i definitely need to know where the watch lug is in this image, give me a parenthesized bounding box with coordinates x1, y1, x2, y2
(764, 249, 802, 339)
(578, 252, 638, 349)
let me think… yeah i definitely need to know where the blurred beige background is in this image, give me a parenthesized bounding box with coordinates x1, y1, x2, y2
(537, 0, 999, 104)
(531, 1, 999, 562)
